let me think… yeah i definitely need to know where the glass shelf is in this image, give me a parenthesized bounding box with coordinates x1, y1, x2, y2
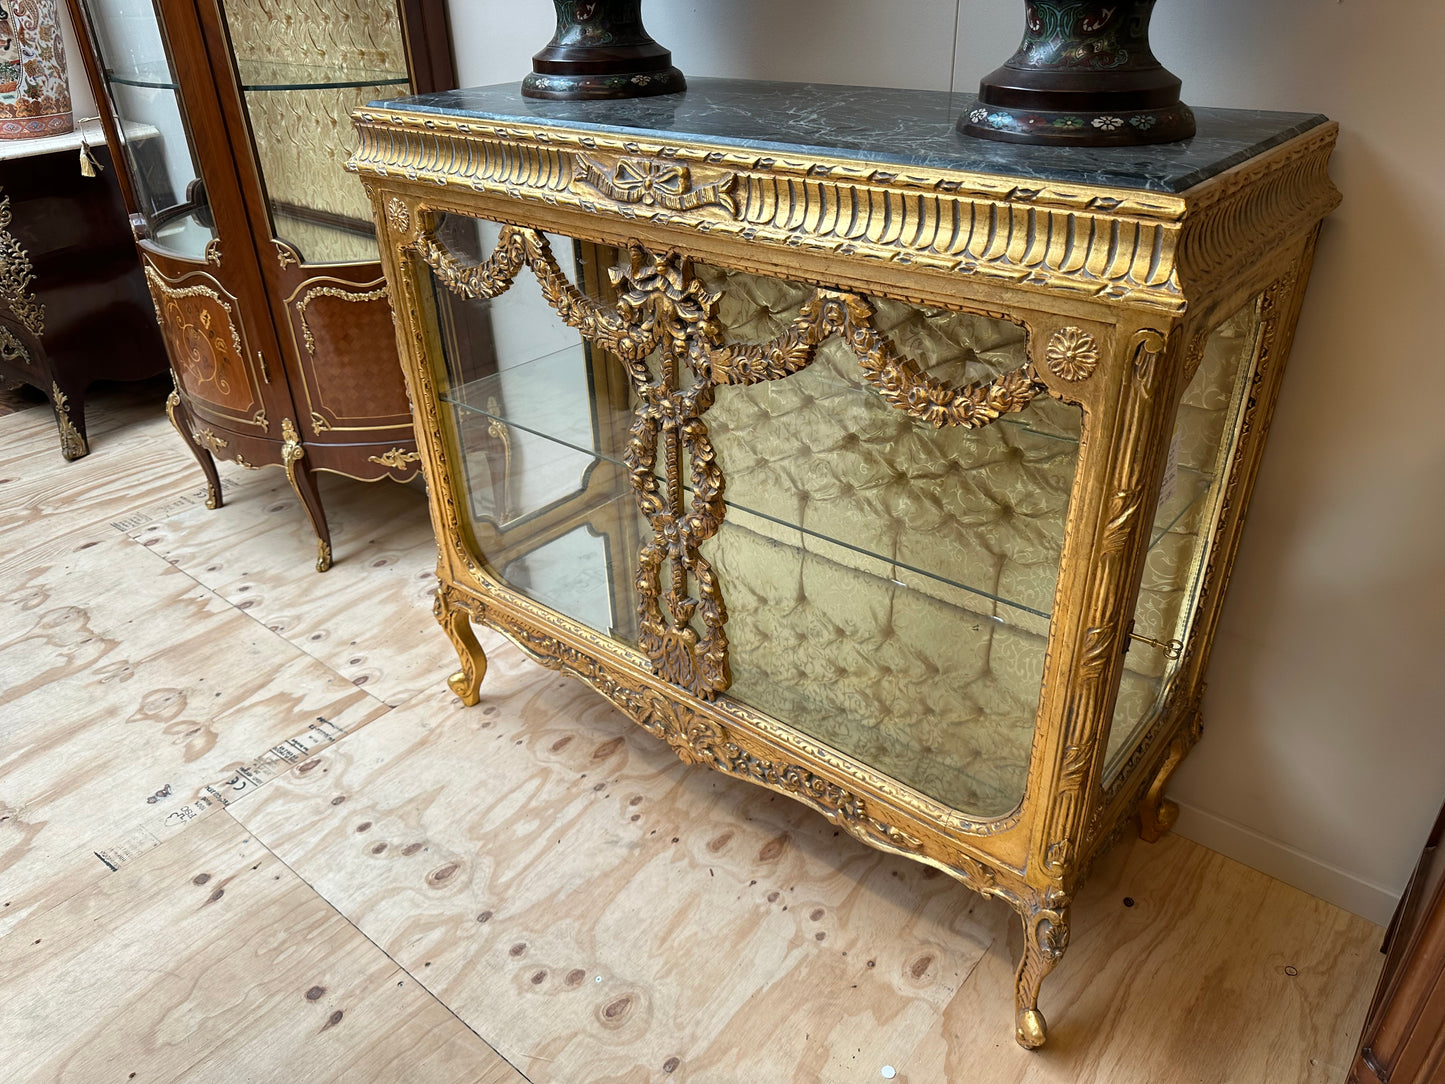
(442, 341, 1213, 625)
(107, 61, 408, 93)
(469, 468, 1161, 817)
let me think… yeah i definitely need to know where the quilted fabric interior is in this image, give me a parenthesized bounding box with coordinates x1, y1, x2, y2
(436, 253, 1262, 818)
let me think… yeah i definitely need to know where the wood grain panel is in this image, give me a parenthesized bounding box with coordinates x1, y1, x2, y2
(231, 627, 1384, 1082)
(123, 467, 444, 706)
(0, 809, 524, 1084)
(0, 529, 389, 936)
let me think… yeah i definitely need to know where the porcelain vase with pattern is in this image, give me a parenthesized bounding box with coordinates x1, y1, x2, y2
(0, 0, 73, 139)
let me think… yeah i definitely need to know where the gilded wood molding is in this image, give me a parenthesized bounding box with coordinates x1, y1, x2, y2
(353, 111, 1335, 314)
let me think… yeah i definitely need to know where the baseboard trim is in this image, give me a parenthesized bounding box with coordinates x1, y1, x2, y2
(1173, 801, 1399, 927)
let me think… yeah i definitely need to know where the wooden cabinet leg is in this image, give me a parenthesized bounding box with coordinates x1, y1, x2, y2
(434, 586, 487, 705)
(165, 389, 222, 509)
(1014, 893, 1070, 1050)
(281, 419, 332, 572)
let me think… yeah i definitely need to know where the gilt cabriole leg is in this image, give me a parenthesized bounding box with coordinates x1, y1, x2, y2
(280, 418, 332, 573)
(1138, 710, 1204, 843)
(1014, 893, 1071, 1050)
(165, 390, 222, 510)
(433, 587, 487, 705)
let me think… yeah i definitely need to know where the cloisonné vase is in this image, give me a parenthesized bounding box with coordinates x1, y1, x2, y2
(523, 0, 685, 101)
(0, 0, 73, 139)
(959, 0, 1193, 146)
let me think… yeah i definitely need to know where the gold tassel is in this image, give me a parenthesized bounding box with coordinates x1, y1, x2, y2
(78, 141, 103, 178)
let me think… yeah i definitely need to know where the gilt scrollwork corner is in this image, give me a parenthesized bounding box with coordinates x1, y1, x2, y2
(575, 157, 739, 216)
(295, 284, 390, 355)
(204, 239, 222, 267)
(192, 428, 228, 455)
(367, 447, 422, 470)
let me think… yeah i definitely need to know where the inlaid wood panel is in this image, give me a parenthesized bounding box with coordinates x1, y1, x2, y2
(0, 809, 524, 1083)
(142, 263, 262, 425)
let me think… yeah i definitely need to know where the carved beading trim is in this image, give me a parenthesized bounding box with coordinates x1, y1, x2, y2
(294, 283, 391, 354)
(352, 110, 1188, 308)
(353, 111, 1337, 313)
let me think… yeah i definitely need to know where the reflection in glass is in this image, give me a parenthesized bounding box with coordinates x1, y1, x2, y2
(424, 223, 1277, 817)
(1105, 296, 1266, 777)
(214, 0, 410, 264)
(79, 0, 214, 260)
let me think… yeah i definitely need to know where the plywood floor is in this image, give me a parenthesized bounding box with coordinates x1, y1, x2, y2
(0, 386, 1383, 1083)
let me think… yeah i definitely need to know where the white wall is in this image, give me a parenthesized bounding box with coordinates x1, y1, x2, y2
(57, 1, 98, 121)
(453, 1, 1443, 926)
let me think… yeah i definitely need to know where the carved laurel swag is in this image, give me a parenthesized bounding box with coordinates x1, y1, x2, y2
(416, 224, 1047, 697)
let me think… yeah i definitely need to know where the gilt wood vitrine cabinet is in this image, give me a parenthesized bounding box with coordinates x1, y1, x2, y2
(352, 80, 1339, 1047)
(64, 0, 454, 569)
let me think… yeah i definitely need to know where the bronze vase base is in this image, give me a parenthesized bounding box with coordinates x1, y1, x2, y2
(523, 0, 686, 101)
(960, 100, 1195, 146)
(959, 0, 1195, 147)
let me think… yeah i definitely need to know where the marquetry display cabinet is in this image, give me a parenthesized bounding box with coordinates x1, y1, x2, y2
(63, 0, 454, 569)
(351, 79, 1339, 1047)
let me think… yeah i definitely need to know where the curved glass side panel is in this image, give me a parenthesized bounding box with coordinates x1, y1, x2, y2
(214, 0, 410, 264)
(79, 0, 214, 260)
(1105, 295, 1266, 778)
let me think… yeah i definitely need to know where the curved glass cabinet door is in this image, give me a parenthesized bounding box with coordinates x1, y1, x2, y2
(212, 0, 412, 265)
(76, 0, 214, 261)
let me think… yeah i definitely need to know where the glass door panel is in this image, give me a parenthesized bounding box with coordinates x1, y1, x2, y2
(1104, 295, 1266, 777)
(215, 0, 410, 264)
(423, 217, 1097, 820)
(79, 0, 215, 260)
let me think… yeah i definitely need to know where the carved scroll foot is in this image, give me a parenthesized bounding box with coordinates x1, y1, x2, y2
(281, 418, 332, 572)
(165, 390, 222, 509)
(434, 587, 487, 705)
(1013, 894, 1070, 1050)
(1138, 712, 1202, 843)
